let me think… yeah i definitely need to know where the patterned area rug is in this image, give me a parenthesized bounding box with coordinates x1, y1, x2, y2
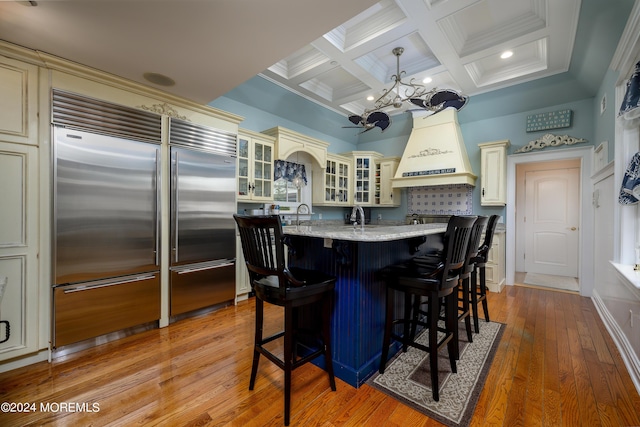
(367, 321, 505, 427)
(524, 272, 579, 292)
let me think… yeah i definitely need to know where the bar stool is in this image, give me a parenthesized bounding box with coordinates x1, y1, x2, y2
(379, 215, 476, 401)
(234, 214, 336, 426)
(470, 214, 499, 333)
(409, 216, 486, 358)
(458, 216, 488, 338)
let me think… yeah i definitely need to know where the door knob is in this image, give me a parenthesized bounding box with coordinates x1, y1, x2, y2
(570, 227, 577, 231)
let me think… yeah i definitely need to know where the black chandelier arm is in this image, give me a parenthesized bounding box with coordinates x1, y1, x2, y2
(343, 46, 469, 132)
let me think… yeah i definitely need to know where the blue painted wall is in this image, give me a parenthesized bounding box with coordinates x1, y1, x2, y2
(213, 79, 608, 221)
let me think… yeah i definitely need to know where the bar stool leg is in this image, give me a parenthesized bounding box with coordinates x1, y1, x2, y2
(428, 293, 440, 401)
(471, 266, 480, 333)
(249, 299, 263, 390)
(379, 286, 395, 373)
(461, 276, 473, 344)
(284, 304, 294, 426)
(480, 265, 490, 322)
(322, 294, 337, 391)
(445, 290, 458, 371)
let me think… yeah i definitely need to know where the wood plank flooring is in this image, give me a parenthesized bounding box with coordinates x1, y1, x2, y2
(1, 285, 639, 426)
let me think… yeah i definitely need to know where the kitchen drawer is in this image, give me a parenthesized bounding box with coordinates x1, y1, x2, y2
(170, 261, 235, 316)
(53, 273, 160, 348)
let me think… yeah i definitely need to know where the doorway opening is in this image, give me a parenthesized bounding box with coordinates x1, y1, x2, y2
(515, 159, 581, 292)
(506, 146, 594, 296)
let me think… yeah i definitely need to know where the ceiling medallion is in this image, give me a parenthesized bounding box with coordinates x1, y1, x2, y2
(343, 47, 469, 133)
(137, 102, 189, 121)
(514, 133, 587, 153)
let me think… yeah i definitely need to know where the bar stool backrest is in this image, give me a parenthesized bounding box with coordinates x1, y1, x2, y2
(234, 214, 296, 291)
(463, 216, 489, 274)
(477, 214, 500, 262)
(440, 215, 477, 289)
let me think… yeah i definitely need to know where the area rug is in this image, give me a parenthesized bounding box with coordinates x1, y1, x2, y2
(524, 272, 579, 292)
(367, 321, 505, 427)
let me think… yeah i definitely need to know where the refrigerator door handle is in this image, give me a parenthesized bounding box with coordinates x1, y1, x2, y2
(176, 260, 235, 275)
(172, 150, 179, 263)
(155, 149, 161, 266)
(61, 274, 157, 293)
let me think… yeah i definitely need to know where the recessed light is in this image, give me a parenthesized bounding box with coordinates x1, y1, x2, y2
(367, 95, 375, 101)
(422, 77, 432, 84)
(500, 51, 513, 59)
(143, 72, 176, 87)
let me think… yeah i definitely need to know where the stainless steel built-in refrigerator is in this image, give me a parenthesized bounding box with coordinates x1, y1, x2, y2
(52, 127, 162, 348)
(51, 90, 164, 348)
(169, 118, 236, 316)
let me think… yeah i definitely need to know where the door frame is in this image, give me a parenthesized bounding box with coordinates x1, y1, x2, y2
(506, 146, 594, 296)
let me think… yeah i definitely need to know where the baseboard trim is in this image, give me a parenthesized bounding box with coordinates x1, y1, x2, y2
(0, 349, 49, 374)
(591, 290, 640, 396)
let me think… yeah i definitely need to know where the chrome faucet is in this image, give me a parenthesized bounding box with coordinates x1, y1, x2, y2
(296, 203, 310, 229)
(350, 205, 365, 231)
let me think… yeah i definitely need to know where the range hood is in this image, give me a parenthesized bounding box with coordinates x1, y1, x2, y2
(392, 109, 476, 188)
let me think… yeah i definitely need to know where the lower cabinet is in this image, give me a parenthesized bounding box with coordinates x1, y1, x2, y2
(0, 142, 40, 362)
(236, 236, 251, 301)
(485, 232, 506, 293)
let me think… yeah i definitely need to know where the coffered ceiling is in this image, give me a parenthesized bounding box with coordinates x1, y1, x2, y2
(0, 0, 590, 119)
(262, 0, 581, 117)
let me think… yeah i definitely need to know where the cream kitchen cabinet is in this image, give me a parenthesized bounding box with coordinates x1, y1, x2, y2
(262, 126, 328, 168)
(0, 142, 40, 364)
(485, 231, 506, 293)
(479, 140, 510, 206)
(237, 129, 275, 202)
(0, 53, 42, 365)
(376, 157, 401, 206)
(235, 236, 251, 301)
(0, 56, 39, 146)
(342, 151, 382, 206)
(313, 153, 351, 206)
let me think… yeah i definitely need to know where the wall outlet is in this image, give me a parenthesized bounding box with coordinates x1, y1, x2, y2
(323, 238, 332, 248)
(377, 214, 382, 220)
(318, 213, 322, 220)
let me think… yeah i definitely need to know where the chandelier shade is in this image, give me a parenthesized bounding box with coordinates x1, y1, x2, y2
(343, 47, 469, 132)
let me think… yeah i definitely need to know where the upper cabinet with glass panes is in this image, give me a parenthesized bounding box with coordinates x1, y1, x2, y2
(341, 151, 382, 206)
(237, 129, 275, 202)
(312, 153, 351, 206)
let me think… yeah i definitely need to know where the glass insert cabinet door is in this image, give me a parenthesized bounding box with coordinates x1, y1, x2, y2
(237, 136, 273, 201)
(324, 159, 349, 203)
(253, 142, 271, 198)
(238, 138, 250, 196)
(338, 163, 349, 203)
(354, 157, 370, 203)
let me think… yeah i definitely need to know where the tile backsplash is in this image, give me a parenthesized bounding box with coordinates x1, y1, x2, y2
(408, 184, 473, 215)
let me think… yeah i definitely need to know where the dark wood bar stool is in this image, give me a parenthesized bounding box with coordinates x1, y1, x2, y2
(379, 215, 476, 401)
(409, 216, 486, 356)
(457, 216, 488, 344)
(470, 214, 499, 333)
(234, 214, 337, 426)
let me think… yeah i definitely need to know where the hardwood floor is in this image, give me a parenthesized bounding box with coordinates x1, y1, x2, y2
(1, 285, 639, 426)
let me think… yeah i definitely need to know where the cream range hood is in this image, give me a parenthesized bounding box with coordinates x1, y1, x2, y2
(392, 109, 476, 188)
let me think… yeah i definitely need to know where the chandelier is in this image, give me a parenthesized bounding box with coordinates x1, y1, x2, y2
(344, 47, 469, 133)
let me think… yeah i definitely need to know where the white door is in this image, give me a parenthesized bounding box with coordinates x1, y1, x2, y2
(524, 167, 580, 276)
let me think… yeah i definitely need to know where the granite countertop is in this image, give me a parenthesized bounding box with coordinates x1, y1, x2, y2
(283, 223, 447, 242)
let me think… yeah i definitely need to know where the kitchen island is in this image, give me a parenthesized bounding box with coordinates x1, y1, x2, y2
(283, 223, 447, 388)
